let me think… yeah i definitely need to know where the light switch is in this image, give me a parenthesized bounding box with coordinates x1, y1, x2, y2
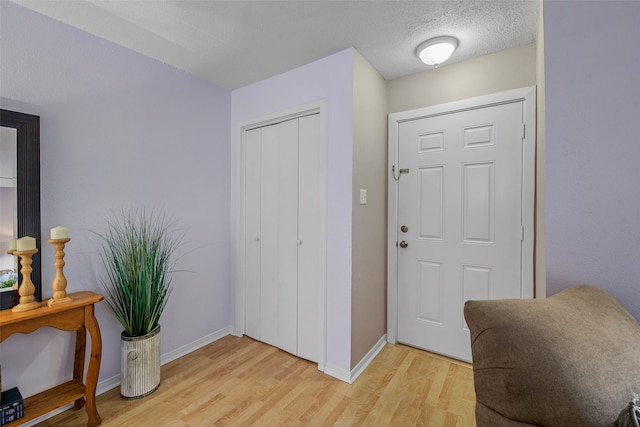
(359, 189, 367, 205)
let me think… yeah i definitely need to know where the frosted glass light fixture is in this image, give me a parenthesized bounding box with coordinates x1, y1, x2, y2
(416, 36, 459, 68)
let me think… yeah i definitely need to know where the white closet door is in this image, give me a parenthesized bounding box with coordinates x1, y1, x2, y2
(244, 128, 262, 340)
(297, 114, 320, 362)
(243, 114, 320, 363)
(259, 124, 280, 348)
(277, 118, 299, 355)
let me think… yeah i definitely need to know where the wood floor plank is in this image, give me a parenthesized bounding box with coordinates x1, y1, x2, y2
(34, 336, 476, 426)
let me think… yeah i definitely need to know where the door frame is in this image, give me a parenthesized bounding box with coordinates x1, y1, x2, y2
(386, 87, 536, 344)
(235, 99, 328, 370)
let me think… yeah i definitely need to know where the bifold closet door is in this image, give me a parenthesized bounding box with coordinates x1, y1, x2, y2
(297, 114, 320, 362)
(244, 114, 320, 363)
(260, 119, 298, 354)
(244, 127, 262, 341)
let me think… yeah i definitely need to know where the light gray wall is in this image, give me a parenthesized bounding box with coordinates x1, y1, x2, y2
(351, 50, 387, 368)
(544, 0, 640, 321)
(1, 1, 232, 397)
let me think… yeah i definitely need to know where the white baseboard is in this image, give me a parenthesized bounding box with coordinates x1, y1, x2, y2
(349, 334, 387, 383)
(323, 363, 352, 383)
(161, 325, 235, 365)
(324, 334, 387, 384)
(20, 325, 235, 427)
(97, 374, 121, 396)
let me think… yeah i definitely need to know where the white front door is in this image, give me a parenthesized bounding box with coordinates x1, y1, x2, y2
(396, 99, 529, 362)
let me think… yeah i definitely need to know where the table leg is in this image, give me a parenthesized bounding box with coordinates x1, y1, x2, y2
(73, 327, 87, 410)
(85, 304, 102, 426)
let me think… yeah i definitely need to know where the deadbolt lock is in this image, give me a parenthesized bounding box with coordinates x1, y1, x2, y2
(401, 225, 408, 233)
(399, 241, 408, 248)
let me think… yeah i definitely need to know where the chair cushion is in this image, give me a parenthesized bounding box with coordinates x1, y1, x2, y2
(464, 285, 640, 427)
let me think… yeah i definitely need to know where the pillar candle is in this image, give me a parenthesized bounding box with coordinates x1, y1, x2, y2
(50, 226, 69, 240)
(9, 239, 17, 251)
(16, 236, 36, 251)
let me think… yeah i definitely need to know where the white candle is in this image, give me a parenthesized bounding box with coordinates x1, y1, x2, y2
(9, 239, 17, 251)
(16, 236, 36, 251)
(51, 226, 69, 240)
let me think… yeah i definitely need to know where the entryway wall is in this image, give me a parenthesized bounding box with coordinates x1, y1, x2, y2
(350, 51, 388, 369)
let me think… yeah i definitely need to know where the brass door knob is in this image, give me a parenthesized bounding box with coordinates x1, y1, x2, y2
(399, 241, 408, 248)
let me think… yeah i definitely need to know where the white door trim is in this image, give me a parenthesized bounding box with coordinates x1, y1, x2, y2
(235, 99, 328, 371)
(386, 86, 536, 344)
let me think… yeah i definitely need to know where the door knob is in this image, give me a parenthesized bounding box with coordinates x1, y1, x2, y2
(399, 241, 408, 248)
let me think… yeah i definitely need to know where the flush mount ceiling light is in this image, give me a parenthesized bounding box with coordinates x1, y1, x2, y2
(416, 36, 459, 68)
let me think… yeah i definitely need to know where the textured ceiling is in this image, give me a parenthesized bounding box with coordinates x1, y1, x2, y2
(13, 0, 539, 90)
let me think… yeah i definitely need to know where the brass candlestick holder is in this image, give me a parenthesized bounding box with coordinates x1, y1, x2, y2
(48, 238, 72, 307)
(12, 248, 42, 312)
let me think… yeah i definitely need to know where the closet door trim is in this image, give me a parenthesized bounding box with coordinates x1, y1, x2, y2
(235, 99, 328, 371)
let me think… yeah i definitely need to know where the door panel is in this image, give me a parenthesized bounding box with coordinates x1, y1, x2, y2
(297, 114, 320, 362)
(260, 124, 280, 348)
(463, 162, 494, 243)
(244, 128, 261, 340)
(417, 260, 442, 323)
(418, 166, 444, 239)
(278, 118, 299, 355)
(397, 101, 524, 361)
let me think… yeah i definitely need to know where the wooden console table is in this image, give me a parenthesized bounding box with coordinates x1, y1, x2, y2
(0, 291, 103, 426)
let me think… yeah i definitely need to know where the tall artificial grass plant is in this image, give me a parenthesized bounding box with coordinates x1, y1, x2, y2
(95, 209, 183, 337)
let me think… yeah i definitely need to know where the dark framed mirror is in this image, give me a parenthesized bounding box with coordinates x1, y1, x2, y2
(1, 109, 41, 309)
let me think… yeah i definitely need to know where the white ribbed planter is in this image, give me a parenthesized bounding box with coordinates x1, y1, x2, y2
(120, 325, 161, 399)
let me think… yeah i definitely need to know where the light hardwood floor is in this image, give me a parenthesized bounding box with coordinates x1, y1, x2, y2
(35, 335, 476, 426)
